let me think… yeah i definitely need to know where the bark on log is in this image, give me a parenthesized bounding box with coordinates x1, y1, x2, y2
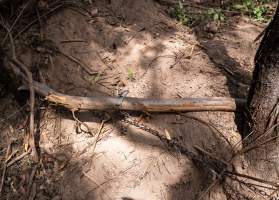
(32, 81, 245, 112)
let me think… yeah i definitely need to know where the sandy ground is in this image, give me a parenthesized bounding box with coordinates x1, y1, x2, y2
(0, 0, 269, 199)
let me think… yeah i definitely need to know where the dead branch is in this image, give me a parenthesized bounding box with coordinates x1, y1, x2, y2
(29, 81, 245, 112)
(1, 15, 245, 114)
(11, 59, 38, 162)
(4, 63, 246, 112)
(0, 21, 38, 162)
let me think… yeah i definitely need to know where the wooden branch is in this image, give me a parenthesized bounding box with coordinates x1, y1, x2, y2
(0, 21, 38, 162)
(5, 55, 246, 113)
(32, 81, 246, 112)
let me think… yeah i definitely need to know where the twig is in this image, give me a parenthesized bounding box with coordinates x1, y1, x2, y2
(12, 58, 38, 161)
(183, 115, 234, 150)
(232, 130, 254, 152)
(84, 162, 138, 197)
(58, 50, 98, 75)
(230, 175, 276, 191)
(71, 109, 94, 136)
(0, 21, 38, 161)
(137, 156, 157, 181)
(237, 134, 279, 156)
(170, 51, 185, 69)
(60, 39, 87, 43)
(5, 150, 18, 163)
(268, 186, 279, 199)
(14, 1, 90, 39)
(1, 0, 30, 44)
(91, 120, 105, 155)
(226, 171, 279, 187)
(0, 141, 12, 193)
(233, 111, 279, 158)
(14, 3, 64, 40)
(28, 183, 37, 200)
(6, 151, 30, 168)
(0, 104, 27, 128)
(230, 175, 275, 199)
(82, 171, 113, 200)
(224, 182, 250, 200)
(35, 7, 43, 38)
(266, 100, 279, 133)
(27, 165, 38, 200)
(141, 55, 174, 78)
(197, 178, 219, 200)
(156, 0, 239, 14)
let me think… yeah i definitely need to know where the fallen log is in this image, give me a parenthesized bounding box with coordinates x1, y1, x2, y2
(31, 81, 246, 112)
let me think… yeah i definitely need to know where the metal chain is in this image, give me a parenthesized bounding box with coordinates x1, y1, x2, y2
(120, 112, 279, 200)
(120, 112, 199, 159)
(119, 112, 227, 176)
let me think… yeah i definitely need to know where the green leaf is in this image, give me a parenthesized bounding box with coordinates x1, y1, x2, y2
(127, 68, 134, 80)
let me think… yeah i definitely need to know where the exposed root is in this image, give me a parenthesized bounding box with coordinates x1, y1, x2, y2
(0, 21, 38, 161)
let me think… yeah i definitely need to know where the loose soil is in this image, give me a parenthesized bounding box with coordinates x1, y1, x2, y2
(0, 0, 271, 200)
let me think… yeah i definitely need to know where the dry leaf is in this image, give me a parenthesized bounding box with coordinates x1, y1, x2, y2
(164, 129, 172, 140)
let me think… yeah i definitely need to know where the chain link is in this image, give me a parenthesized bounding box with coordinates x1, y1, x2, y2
(120, 112, 279, 199)
(120, 112, 227, 175)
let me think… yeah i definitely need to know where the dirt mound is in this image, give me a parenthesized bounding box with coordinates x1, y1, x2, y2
(0, 0, 272, 199)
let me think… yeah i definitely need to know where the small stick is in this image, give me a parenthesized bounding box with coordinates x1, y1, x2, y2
(27, 165, 38, 200)
(71, 109, 94, 136)
(35, 7, 43, 38)
(28, 183, 37, 200)
(230, 175, 276, 191)
(0, 105, 27, 127)
(197, 178, 219, 200)
(0, 142, 12, 193)
(1, 0, 30, 44)
(83, 171, 112, 200)
(14, 59, 38, 162)
(85, 162, 138, 197)
(226, 171, 279, 187)
(91, 120, 105, 155)
(6, 151, 30, 168)
(60, 39, 87, 43)
(5, 150, 18, 163)
(184, 115, 234, 150)
(14, 3, 64, 40)
(58, 50, 97, 75)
